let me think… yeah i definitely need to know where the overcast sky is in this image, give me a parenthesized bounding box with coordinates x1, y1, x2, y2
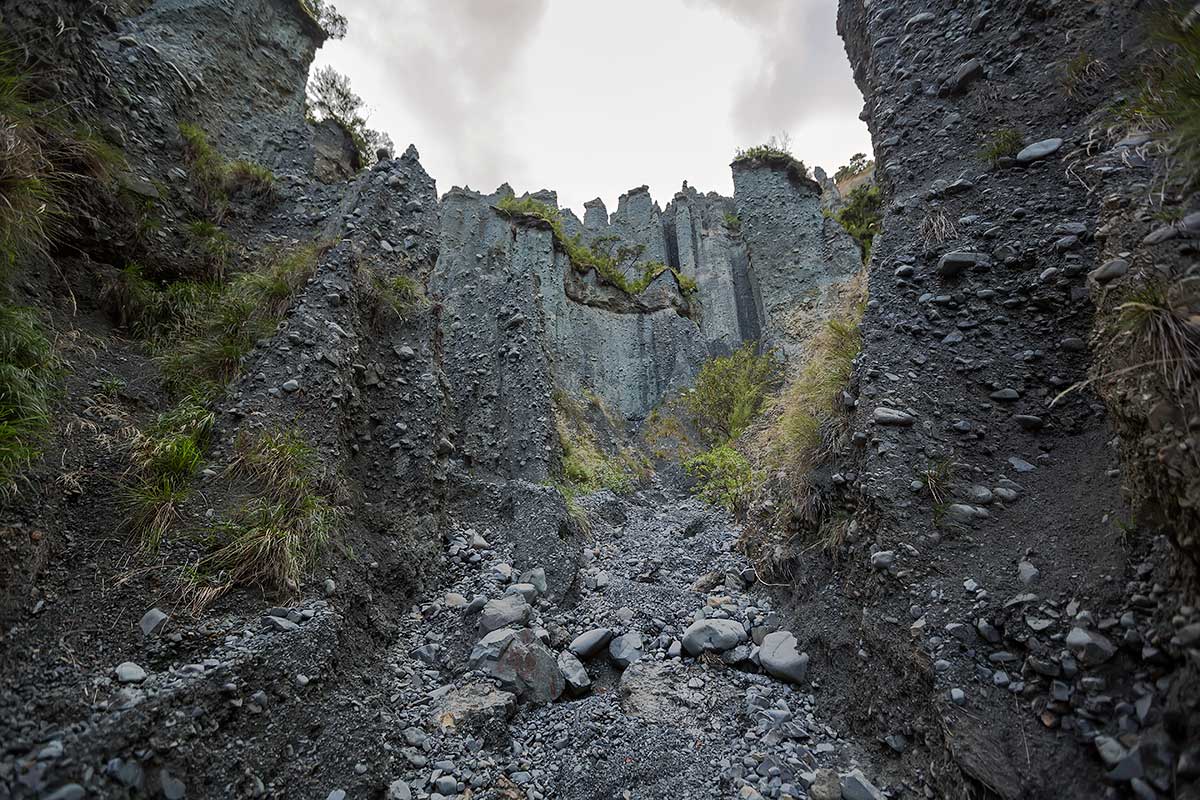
(313, 0, 872, 216)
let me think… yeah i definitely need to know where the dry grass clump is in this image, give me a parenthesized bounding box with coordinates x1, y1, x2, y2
(919, 209, 959, 251)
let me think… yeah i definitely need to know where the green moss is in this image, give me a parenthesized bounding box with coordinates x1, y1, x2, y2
(723, 213, 742, 233)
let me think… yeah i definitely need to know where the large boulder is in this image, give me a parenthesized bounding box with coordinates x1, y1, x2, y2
(759, 631, 809, 684)
(479, 594, 531, 633)
(681, 619, 747, 656)
(474, 629, 565, 704)
(430, 683, 517, 735)
(311, 118, 358, 183)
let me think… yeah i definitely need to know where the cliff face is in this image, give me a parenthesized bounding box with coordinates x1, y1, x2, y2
(794, 1, 1198, 797)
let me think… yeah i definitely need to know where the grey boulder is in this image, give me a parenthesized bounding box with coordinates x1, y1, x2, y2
(568, 627, 613, 659)
(479, 594, 531, 633)
(759, 631, 809, 684)
(681, 618, 747, 656)
(608, 632, 645, 667)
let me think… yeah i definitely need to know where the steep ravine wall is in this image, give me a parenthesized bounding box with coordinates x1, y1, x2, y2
(775, 1, 1200, 798)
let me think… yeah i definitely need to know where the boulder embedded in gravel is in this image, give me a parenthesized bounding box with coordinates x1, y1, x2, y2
(1017, 138, 1063, 163)
(937, 251, 989, 277)
(759, 631, 809, 684)
(557, 650, 591, 696)
(682, 618, 747, 656)
(469, 627, 519, 666)
(807, 769, 841, 800)
(139, 608, 168, 637)
(608, 632, 645, 667)
(386, 779, 413, 800)
(568, 627, 613, 659)
(1066, 627, 1117, 665)
(872, 407, 915, 426)
(840, 769, 886, 800)
(479, 594, 531, 633)
(518, 567, 547, 594)
(114, 662, 146, 684)
(1090, 258, 1129, 283)
(430, 682, 517, 733)
(490, 629, 565, 703)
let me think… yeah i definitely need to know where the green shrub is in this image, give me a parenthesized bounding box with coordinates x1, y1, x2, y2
(684, 444, 759, 514)
(0, 304, 57, 497)
(686, 342, 779, 445)
(723, 213, 742, 233)
(980, 128, 1023, 166)
(834, 183, 882, 264)
(833, 153, 873, 183)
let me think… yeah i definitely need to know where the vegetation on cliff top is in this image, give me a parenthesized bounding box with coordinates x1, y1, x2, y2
(306, 66, 393, 168)
(495, 194, 698, 298)
(733, 134, 810, 181)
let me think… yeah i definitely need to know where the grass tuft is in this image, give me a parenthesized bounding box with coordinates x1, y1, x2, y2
(685, 342, 779, 444)
(195, 428, 340, 601)
(0, 304, 57, 498)
(123, 393, 215, 551)
(178, 123, 276, 220)
(553, 389, 640, 496)
(980, 128, 1024, 166)
(1116, 278, 1200, 395)
(365, 270, 428, 327)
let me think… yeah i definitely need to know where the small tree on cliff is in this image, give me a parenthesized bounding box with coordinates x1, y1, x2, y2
(306, 66, 393, 168)
(300, 0, 348, 39)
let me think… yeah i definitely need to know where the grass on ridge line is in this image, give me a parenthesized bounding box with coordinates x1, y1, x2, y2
(495, 194, 697, 297)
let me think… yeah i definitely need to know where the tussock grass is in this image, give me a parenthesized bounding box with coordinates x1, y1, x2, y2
(740, 271, 866, 562)
(1061, 50, 1107, 97)
(365, 270, 428, 327)
(1123, 4, 1200, 184)
(1116, 278, 1200, 395)
(0, 304, 57, 498)
(187, 220, 234, 280)
(980, 128, 1023, 166)
(123, 394, 215, 551)
(178, 123, 276, 219)
(193, 428, 339, 602)
(0, 49, 122, 277)
(495, 194, 697, 298)
(158, 244, 323, 394)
